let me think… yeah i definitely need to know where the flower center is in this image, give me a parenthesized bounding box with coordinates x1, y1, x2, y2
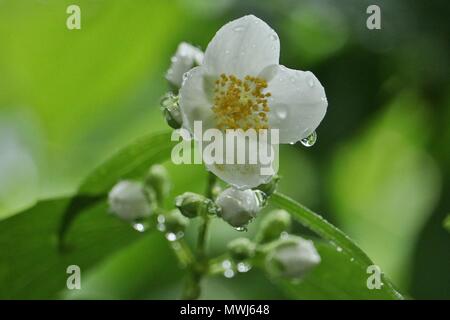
(212, 74, 271, 131)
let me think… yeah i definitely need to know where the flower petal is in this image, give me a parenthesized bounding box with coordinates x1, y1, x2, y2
(263, 65, 328, 144)
(178, 66, 216, 136)
(166, 42, 204, 88)
(203, 15, 280, 78)
(201, 130, 278, 189)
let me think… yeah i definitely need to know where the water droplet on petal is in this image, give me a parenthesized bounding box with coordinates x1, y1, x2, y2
(222, 260, 232, 269)
(275, 105, 288, 119)
(233, 26, 245, 32)
(300, 131, 317, 147)
(306, 74, 315, 88)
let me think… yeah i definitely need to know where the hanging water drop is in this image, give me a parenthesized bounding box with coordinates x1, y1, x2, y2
(132, 222, 146, 233)
(156, 214, 166, 232)
(237, 262, 251, 273)
(224, 269, 235, 278)
(300, 131, 317, 147)
(254, 190, 268, 208)
(166, 232, 177, 242)
(235, 226, 248, 232)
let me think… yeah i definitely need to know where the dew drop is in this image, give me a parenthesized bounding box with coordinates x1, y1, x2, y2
(280, 231, 289, 240)
(237, 262, 251, 273)
(233, 26, 245, 32)
(300, 131, 317, 147)
(306, 74, 315, 88)
(254, 190, 268, 208)
(336, 246, 343, 252)
(224, 269, 235, 278)
(132, 222, 146, 233)
(275, 105, 288, 119)
(222, 260, 232, 269)
(166, 232, 177, 242)
(235, 226, 248, 232)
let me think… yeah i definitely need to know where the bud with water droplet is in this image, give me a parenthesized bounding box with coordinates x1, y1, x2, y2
(160, 92, 183, 129)
(227, 237, 256, 261)
(145, 164, 170, 205)
(256, 209, 291, 244)
(175, 192, 217, 218)
(215, 187, 261, 228)
(255, 175, 280, 197)
(265, 235, 321, 279)
(108, 180, 152, 222)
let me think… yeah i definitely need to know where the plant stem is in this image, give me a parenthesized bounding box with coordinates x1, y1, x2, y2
(182, 172, 217, 299)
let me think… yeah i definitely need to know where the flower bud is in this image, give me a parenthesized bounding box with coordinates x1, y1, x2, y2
(256, 209, 292, 243)
(166, 42, 204, 89)
(265, 236, 321, 279)
(255, 175, 280, 197)
(215, 187, 261, 228)
(175, 192, 208, 218)
(164, 209, 189, 234)
(227, 238, 256, 261)
(160, 93, 182, 129)
(108, 180, 152, 221)
(145, 164, 170, 204)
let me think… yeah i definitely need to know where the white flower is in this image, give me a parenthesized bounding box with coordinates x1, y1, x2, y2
(178, 15, 328, 189)
(215, 187, 261, 228)
(108, 180, 152, 221)
(265, 235, 321, 278)
(166, 42, 204, 88)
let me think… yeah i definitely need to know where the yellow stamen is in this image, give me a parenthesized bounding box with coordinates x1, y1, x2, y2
(211, 73, 271, 131)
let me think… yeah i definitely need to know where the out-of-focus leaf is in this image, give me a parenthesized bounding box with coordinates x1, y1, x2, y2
(59, 131, 175, 241)
(444, 215, 450, 233)
(328, 93, 441, 288)
(0, 198, 146, 299)
(271, 192, 403, 300)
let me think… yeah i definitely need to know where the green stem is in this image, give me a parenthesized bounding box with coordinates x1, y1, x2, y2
(181, 172, 217, 299)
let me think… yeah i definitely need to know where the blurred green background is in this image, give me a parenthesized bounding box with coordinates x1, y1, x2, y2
(0, 0, 449, 299)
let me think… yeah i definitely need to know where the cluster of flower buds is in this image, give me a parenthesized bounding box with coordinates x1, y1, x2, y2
(107, 164, 190, 238)
(222, 209, 320, 280)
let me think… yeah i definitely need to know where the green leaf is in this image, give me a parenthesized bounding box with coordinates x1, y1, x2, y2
(271, 192, 404, 300)
(59, 131, 175, 242)
(0, 197, 146, 299)
(444, 215, 450, 233)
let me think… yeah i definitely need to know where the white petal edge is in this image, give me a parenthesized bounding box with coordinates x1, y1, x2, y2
(178, 66, 216, 136)
(262, 65, 328, 144)
(166, 42, 204, 88)
(203, 15, 280, 78)
(201, 131, 278, 189)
